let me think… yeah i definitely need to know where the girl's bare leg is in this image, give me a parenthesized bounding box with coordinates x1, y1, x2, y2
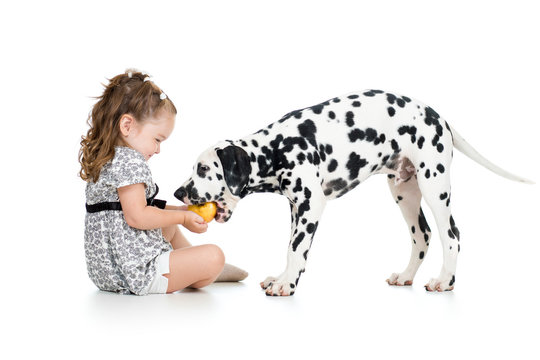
(162, 224, 248, 284)
(164, 244, 225, 292)
(162, 224, 191, 249)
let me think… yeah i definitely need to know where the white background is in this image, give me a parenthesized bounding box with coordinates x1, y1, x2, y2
(1, 1, 539, 359)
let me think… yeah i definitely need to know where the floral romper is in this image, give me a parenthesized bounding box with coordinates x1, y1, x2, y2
(84, 146, 172, 295)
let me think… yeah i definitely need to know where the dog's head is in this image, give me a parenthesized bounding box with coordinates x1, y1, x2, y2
(174, 142, 252, 223)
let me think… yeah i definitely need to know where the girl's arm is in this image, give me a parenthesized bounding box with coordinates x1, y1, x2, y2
(118, 183, 205, 232)
(165, 204, 188, 211)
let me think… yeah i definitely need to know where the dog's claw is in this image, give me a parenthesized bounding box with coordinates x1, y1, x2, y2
(425, 277, 454, 292)
(261, 276, 295, 296)
(386, 273, 413, 286)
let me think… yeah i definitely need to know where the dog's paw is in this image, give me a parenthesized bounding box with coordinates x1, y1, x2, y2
(260, 276, 278, 290)
(424, 275, 455, 292)
(386, 272, 413, 286)
(260, 276, 295, 296)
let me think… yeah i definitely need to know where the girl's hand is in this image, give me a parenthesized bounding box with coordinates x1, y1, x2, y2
(182, 211, 208, 233)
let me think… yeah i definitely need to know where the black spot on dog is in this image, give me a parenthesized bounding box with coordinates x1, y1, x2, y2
(450, 216, 460, 240)
(328, 159, 338, 172)
(324, 178, 347, 195)
(398, 125, 417, 144)
(346, 152, 368, 180)
(437, 164, 445, 173)
(417, 136, 425, 149)
(391, 139, 400, 152)
(440, 192, 448, 200)
(298, 199, 311, 218)
(298, 119, 317, 148)
(437, 144, 444, 153)
(363, 90, 384, 97)
(311, 105, 324, 114)
(352, 101, 361, 107)
(348, 129, 364, 142)
(306, 221, 319, 234)
(424, 106, 440, 126)
(365, 128, 378, 142)
(346, 111, 355, 127)
(292, 231, 305, 251)
(325, 144, 333, 154)
(418, 208, 431, 234)
(280, 178, 291, 191)
(318, 145, 327, 161)
(388, 107, 396, 117)
(419, 251, 425, 259)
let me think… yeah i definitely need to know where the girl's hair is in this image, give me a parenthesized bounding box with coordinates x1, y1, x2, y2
(79, 69, 177, 182)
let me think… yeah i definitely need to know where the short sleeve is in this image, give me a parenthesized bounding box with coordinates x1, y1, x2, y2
(107, 147, 153, 190)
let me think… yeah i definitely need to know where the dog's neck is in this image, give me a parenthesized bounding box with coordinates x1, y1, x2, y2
(230, 133, 286, 196)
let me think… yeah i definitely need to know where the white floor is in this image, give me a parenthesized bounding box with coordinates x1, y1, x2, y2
(4, 172, 539, 359)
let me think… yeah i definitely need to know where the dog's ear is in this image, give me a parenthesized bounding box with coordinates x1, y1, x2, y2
(216, 145, 252, 198)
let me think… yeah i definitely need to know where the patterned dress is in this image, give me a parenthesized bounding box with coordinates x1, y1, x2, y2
(84, 146, 172, 295)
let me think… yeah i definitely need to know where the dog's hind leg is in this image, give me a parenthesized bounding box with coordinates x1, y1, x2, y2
(386, 173, 432, 286)
(260, 175, 326, 296)
(416, 162, 460, 292)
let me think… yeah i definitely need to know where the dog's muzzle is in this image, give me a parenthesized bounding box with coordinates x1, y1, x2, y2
(174, 187, 187, 202)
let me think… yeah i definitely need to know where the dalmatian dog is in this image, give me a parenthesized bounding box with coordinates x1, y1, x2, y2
(174, 90, 532, 296)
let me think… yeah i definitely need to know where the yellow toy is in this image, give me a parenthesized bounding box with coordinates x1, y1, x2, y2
(187, 202, 217, 222)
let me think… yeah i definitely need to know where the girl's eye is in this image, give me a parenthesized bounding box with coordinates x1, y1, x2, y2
(155, 138, 161, 143)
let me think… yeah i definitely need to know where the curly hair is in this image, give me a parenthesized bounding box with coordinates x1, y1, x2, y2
(79, 69, 177, 182)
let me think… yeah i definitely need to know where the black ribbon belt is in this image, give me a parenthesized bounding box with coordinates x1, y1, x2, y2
(86, 184, 167, 213)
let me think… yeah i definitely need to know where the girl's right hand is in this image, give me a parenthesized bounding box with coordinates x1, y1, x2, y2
(182, 211, 208, 233)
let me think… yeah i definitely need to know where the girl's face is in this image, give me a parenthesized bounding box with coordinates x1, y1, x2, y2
(120, 110, 176, 161)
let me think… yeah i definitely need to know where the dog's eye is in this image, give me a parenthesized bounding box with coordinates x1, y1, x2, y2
(197, 163, 211, 177)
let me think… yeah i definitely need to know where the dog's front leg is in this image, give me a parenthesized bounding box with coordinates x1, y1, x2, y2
(261, 180, 326, 296)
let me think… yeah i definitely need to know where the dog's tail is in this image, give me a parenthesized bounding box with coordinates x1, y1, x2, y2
(449, 125, 534, 184)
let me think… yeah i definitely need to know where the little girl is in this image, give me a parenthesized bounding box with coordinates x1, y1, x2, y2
(79, 69, 247, 295)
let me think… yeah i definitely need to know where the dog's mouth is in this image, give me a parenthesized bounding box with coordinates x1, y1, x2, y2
(186, 199, 230, 223)
(214, 202, 230, 223)
(174, 187, 232, 223)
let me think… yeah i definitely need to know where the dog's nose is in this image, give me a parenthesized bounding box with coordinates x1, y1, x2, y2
(174, 187, 187, 201)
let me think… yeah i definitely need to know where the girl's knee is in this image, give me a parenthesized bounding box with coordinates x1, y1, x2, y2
(200, 244, 225, 276)
(206, 244, 225, 269)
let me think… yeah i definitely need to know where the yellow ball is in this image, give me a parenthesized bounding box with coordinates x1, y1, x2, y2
(187, 202, 217, 222)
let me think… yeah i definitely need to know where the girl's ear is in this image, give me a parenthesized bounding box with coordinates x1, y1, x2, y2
(119, 114, 135, 137)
